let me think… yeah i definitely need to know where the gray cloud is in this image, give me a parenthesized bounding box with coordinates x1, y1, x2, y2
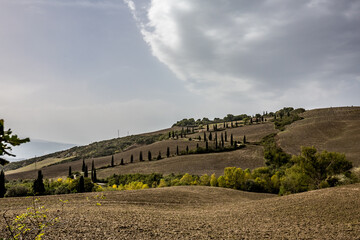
(127, 0, 360, 105)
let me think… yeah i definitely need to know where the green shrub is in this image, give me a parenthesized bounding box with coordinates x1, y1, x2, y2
(5, 184, 31, 197)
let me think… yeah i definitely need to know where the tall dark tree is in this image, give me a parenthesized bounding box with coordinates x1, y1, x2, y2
(68, 166, 72, 179)
(139, 151, 143, 161)
(166, 147, 170, 158)
(206, 124, 209, 131)
(148, 151, 152, 161)
(223, 122, 226, 128)
(91, 160, 95, 182)
(198, 135, 201, 141)
(225, 131, 227, 142)
(186, 146, 189, 153)
(111, 155, 114, 167)
(130, 154, 134, 163)
(157, 151, 162, 160)
(93, 168, 97, 183)
(230, 134, 233, 146)
(196, 143, 199, 149)
(221, 133, 224, 144)
(120, 158, 124, 165)
(176, 145, 179, 155)
(203, 132, 207, 142)
(0, 170, 6, 198)
(209, 132, 212, 141)
(243, 135, 247, 144)
(168, 132, 171, 138)
(33, 170, 45, 195)
(84, 165, 88, 178)
(78, 176, 85, 193)
(82, 159, 86, 172)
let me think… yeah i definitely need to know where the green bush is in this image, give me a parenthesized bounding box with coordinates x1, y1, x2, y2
(5, 184, 31, 197)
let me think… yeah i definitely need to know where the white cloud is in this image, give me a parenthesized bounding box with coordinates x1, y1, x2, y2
(126, 0, 360, 105)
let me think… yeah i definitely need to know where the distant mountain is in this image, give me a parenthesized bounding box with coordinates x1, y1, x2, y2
(5, 139, 76, 162)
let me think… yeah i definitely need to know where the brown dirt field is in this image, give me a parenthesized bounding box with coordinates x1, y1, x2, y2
(278, 106, 360, 166)
(1, 184, 359, 239)
(98, 145, 265, 178)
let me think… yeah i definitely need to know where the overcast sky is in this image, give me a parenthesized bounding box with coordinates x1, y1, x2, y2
(1, 0, 359, 146)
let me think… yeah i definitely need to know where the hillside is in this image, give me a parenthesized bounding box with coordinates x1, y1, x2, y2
(1, 184, 359, 239)
(4, 106, 360, 181)
(278, 106, 360, 166)
(6, 122, 275, 180)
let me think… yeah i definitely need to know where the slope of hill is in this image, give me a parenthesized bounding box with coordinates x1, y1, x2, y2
(1, 184, 359, 239)
(5, 122, 275, 180)
(278, 106, 360, 166)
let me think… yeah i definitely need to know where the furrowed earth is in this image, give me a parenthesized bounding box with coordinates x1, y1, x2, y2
(0, 185, 359, 239)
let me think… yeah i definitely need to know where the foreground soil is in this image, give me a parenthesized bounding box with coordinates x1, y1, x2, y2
(1, 185, 359, 239)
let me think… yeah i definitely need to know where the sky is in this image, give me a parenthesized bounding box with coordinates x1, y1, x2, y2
(1, 0, 360, 147)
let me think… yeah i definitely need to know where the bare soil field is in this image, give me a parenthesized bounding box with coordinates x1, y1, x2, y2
(98, 145, 265, 178)
(278, 107, 360, 166)
(1, 184, 359, 239)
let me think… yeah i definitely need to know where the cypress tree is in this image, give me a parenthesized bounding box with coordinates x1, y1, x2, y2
(111, 155, 114, 167)
(203, 132, 207, 142)
(230, 134, 233, 146)
(131, 154, 134, 163)
(84, 165, 88, 178)
(225, 131, 227, 142)
(243, 135, 246, 144)
(167, 147, 170, 158)
(91, 160, 95, 182)
(148, 151, 152, 161)
(78, 176, 85, 193)
(82, 159, 86, 172)
(157, 151, 161, 160)
(207, 124, 209, 131)
(93, 168, 97, 183)
(33, 170, 45, 195)
(139, 151, 143, 161)
(209, 132, 212, 141)
(176, 146, 179, 155)
(198, 135, 201, 141)
(68, 166, 72, 179)
(120, 158, 124, 165)
(168, 132, 171, 138)
(196, 143, 199, 149)
(186, 146, 189, 153)
(172, 131, 175, 138)
(0, 170, 6, 198)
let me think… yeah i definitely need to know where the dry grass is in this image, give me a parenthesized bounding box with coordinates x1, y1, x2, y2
(1, 184, 359, 239)
(278, 106, 360, 166)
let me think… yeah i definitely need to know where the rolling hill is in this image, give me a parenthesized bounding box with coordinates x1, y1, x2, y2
(4, 106, 360, 181)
